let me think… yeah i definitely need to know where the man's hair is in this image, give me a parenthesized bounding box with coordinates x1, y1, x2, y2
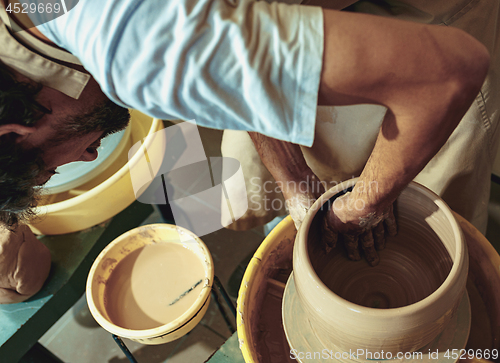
(0, 61, 130, 227)
(0, 64, 52, 126)
(0, 62, 51, 227)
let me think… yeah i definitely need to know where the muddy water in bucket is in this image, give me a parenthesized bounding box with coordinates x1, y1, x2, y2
(87, 224, 214, 345)
(104, 243, 205, 330)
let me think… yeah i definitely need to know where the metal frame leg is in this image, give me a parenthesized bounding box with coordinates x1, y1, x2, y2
(211, 276, 237, 334)
(213, 275, 236, 317)
(112, 335, 138, 363)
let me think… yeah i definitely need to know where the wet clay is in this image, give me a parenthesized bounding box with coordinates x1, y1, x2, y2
(104, 243, 205, 330)
(310, 213, 453, 308)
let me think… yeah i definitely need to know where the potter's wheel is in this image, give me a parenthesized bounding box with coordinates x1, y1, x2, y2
(237, 214, 500, 363)
(283, 274, 471, 363)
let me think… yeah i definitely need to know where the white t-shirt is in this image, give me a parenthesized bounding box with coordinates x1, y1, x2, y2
(35, 0, 324, 146)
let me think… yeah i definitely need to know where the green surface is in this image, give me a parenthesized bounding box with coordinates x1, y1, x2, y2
(0, 201, 153, 363)
(206, 332, 245, 363)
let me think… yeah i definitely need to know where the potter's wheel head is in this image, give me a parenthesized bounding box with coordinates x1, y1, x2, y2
(282, 273, 471, 363)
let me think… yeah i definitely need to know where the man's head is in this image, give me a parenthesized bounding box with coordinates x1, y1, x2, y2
(0, 62, 130, 226)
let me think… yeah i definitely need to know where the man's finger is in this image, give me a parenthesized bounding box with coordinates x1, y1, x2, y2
(360, 231, 379, 266)
(373, 222, 386, 250)
(321, 216, 338, 253)
(343, 233, 361, 261)
(385, 205, 397, 237)
(310, 174, 326, 199)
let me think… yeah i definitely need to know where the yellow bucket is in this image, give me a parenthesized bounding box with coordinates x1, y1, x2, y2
(236, 215, 296, 363)
(86, 223, 214, 344)
(29, 111, 165, 235)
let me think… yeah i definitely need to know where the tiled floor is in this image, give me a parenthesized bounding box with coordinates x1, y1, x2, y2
(36, 124, 500, 362)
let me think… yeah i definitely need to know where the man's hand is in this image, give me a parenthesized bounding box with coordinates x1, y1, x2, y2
(321, 191, 397, 266)
(248, 132, 398, 265)
(283, 172, 325, 230)
(285, 176, 398, 266)
(317, 10, 489, 262)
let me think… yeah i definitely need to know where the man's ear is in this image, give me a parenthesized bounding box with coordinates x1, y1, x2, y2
(0, 124, 36, 139)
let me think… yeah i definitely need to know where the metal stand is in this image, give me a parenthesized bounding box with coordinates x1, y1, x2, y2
(112, 335, 138, 363)
(113, 276, 236, 363)
(212, 275, 236, 334)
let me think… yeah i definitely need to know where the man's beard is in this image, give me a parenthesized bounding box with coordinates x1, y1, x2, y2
(50, 99, 131, 144)
(0, 100, 131, 226)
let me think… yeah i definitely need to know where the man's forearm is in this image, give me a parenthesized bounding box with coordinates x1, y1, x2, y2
(319, 9, 490, 220)
(249, 132, 313, 195)
(249, 132, 325, 228)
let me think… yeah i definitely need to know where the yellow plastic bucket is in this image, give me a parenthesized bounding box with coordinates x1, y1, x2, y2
(29, 111, 165, 235)
(236, 215, 296, 363)
(86, 223, 214, 344)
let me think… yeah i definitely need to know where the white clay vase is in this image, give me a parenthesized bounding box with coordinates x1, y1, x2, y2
(290, 178, 469, 355)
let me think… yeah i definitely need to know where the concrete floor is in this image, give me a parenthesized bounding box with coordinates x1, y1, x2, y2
(35, 124, 500, 362)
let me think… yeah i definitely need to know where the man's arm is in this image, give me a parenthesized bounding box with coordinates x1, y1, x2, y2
(248, 132, 325, 229)
(318, 9, 489, 232)
(250, 9, 489, 264)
